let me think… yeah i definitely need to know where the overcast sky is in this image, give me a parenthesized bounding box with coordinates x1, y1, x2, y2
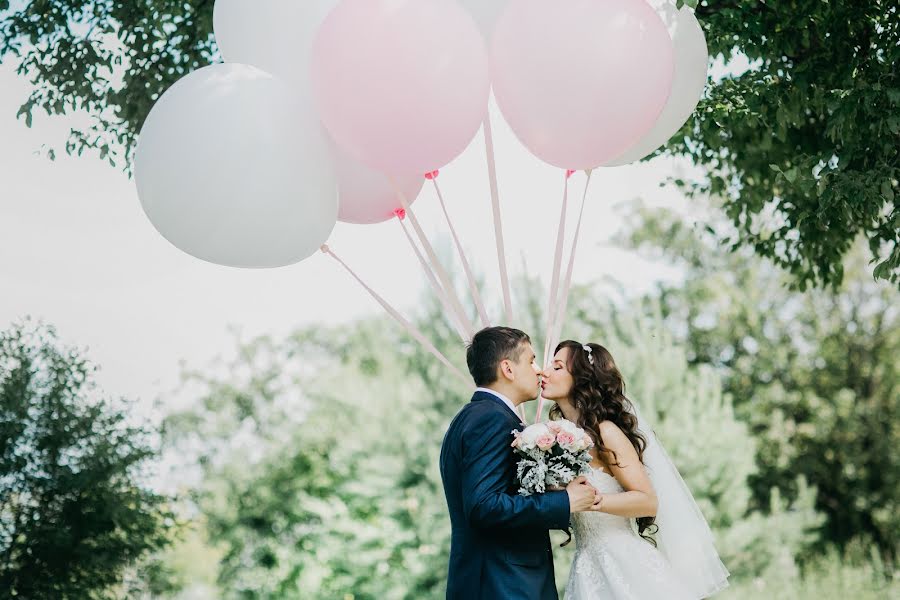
(0, 62, 692, 412)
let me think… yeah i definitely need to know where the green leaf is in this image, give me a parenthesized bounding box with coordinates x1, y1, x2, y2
(881, 180, 895, 202)
(887, 117, 900, 135)
(784, 168, 799, 184)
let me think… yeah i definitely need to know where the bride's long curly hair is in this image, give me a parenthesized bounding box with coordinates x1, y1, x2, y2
(549, 340, 658, 545)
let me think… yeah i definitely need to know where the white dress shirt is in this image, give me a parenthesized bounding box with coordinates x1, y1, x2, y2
(475, 387, 520, 419)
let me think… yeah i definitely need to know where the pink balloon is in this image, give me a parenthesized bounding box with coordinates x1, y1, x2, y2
(312, 0, 490, 174)
(335, 148, 424, 225)
(491, 0, 675, 170)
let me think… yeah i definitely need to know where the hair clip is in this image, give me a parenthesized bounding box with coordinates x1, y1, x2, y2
(582, 344, 594, 365)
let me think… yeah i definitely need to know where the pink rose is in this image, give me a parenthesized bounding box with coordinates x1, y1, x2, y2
(582, 434, 594, 449)
(557, 431, 576, 447)
(547, 422, 562, 434)
(536, 434, 556, 451)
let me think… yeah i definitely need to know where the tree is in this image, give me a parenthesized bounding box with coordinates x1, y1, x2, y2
(614, 200, 899, 560)
(0, 0, 216, 167)
(1, 0, 896, 285)
(0, 320, 174, 599)
(161, 319, 468, 599)
(675, 0, 899, 287)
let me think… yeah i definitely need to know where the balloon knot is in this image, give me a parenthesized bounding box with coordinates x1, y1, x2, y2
(320, 244, 330, 254)
(425, 170, 439, 180)
(566, 169, 576, 179)
(393, 208, 406, 221)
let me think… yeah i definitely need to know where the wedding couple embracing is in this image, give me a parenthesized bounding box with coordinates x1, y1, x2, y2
(439, 326, 730, 599)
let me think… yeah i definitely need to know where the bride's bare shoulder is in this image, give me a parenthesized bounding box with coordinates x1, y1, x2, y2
(596, 421, 632, 449)
(596, 420, 626, 438)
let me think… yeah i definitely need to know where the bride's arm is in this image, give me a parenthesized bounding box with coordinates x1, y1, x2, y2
(595, 421, 658, 518)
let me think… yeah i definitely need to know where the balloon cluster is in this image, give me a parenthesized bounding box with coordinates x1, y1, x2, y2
(134, 0, 707, 269)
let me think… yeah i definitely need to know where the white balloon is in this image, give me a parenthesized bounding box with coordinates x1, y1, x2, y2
(334, 144, 423, 225)
(456, 0, 508, 38)
(213, 0, 338, 85)
(134, 63, 338, 268)
(606, 2, 708, 166)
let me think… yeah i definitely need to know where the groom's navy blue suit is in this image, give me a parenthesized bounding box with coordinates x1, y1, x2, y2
(440, 390, 570, 600)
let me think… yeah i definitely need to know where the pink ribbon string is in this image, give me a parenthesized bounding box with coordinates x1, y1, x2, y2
(390, 177, 475, 340)
(431, 177, 491, 329)
(321, 244, 470, 385)
(549, 170, 594, 354)
(535, 172, 571, 423)
(483, 114, 514, 324)
(397, 215, 469, 343)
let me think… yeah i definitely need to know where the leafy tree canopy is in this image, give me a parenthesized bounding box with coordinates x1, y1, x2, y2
(677, 0, 898, 288)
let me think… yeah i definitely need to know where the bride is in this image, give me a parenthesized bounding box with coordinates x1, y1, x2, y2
(540, 340, 730, 599)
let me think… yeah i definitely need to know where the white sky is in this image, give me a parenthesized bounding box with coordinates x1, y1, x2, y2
(0, 62, 689, 411)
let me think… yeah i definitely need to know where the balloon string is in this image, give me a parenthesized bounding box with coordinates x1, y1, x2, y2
(320, 244, 469, 385)
(397, 216, 469, 343)
(536, 173, 570, 424)
(390, 177, 475, 339)
(484, 114, 513, 324)
(549, 170, 594, 354)
(432, 178, 491, 329)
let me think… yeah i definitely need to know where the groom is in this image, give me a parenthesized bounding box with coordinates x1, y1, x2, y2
(440, 326, 600, 599)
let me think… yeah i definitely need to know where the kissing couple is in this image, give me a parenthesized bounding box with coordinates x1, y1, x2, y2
(440, 326, 729, 599)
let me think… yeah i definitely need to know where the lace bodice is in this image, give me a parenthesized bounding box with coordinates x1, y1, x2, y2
(565, 468, 697, 599)
(571, 468, 634, 542)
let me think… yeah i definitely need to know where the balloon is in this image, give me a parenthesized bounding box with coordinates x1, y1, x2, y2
(490, 0, 675, 170)
(213, 0, 338, 86)
(335, 146, 424, 225)
(606, 2, 708, 166)
(134, 64, 338, 268)
(311, 0, 490, 174)
(456, 0, 508, 38)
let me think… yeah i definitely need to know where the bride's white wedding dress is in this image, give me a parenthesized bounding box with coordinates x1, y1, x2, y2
(565, 467, 695, 600)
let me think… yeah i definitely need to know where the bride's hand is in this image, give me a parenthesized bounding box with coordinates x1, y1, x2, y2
(590, 491, 605, 512)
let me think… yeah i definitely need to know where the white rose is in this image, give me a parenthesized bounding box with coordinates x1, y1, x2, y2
(558, 419, 581, 437)
(519, 423, 551, 451)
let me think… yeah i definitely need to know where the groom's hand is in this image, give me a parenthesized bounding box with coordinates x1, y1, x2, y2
(566, 476, 598, 513)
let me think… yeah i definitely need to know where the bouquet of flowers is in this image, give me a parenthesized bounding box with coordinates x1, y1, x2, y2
(511, 419, 595, 496)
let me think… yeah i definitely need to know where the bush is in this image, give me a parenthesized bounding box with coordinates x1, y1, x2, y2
(0, 320, 173, 599)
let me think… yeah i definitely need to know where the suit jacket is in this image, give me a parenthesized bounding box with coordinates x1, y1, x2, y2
(439, 390, 570, 600)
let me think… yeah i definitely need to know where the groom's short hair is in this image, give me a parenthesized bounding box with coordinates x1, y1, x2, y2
(466, 326, 531, 386)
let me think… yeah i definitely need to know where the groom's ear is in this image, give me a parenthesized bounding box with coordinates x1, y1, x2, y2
(498, 358, 514, 381)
